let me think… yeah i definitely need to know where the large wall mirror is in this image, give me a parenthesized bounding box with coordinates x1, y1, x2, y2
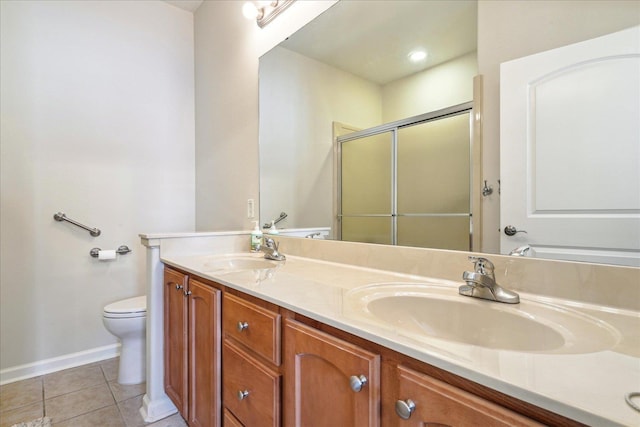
(259, 0, 477, 238)
(258, 0, 640, 266)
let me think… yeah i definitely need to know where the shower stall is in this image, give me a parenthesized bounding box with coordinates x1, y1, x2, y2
(336, 102, 473, 250)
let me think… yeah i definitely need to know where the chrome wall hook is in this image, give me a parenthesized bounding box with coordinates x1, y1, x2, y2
(482, 180, 493, 197)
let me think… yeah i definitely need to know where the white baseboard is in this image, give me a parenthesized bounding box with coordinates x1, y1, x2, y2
(0, 343, 121, 385)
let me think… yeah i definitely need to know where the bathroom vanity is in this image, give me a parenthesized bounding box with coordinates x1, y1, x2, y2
(140, 232, 640, 427)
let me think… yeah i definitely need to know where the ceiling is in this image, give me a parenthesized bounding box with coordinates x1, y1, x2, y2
(163, 0, 203, 13)
(161, 0, 477, 85)
(279, 0, 477, 85)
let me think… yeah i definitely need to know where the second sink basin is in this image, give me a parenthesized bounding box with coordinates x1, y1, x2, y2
(345, 283, 619, 354)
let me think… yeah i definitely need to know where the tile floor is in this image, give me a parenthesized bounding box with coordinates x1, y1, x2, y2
(0, 358, 187, 427)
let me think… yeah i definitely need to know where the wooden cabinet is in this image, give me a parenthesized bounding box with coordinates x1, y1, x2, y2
(164, 267, 221, 427)
(188, 278, 221, 427)
(283, 319, 380, 427)
(222, 408, 244, 427)
(382, 364, 542, 427)
(164, 269, 581, 427)
(222, 293, 282, 427)
(164, 268, 188, 416)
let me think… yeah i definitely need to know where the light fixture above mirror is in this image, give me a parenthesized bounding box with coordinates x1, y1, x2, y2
(242, 0, 295, 28)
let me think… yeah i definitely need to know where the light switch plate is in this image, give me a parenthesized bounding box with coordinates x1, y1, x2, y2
(247, 199, 255, 218)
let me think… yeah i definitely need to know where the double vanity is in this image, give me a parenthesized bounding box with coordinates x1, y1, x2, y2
(140, 231, 640, 426)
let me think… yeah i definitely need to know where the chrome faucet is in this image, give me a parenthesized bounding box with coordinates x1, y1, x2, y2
(509, 245, 531, 257)
(259, 237, 286, 261)
(460, 256, 519, 304)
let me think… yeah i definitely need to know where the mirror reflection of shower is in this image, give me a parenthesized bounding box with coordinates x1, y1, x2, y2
(258, 0, 478, 244)
(337, 103, 473, 251)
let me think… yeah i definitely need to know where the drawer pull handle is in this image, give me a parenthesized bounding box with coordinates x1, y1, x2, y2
(237, 321, 249, 332)
(349, 375, 368, 392)
(395, 399, 416, 420)
(237, 390, 249, 400)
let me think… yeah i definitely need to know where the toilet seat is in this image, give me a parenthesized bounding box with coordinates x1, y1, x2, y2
(103, 295, 146, 319)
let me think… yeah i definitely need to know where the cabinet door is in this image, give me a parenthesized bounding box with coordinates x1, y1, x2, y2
(283, 319, 380, 427)
(383, 364, 542, 427)
(189, 278, 222, 427)
(223, 408, 244, 427)
(164, 268, 189, 418)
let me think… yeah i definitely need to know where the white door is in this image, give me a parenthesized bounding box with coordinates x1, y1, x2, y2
(500, 26, 640, 266)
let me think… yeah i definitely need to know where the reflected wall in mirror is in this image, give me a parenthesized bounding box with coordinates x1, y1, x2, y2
(259, 0, 477, 239)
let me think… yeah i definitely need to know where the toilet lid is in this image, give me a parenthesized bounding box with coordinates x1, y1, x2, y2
(104, 296, 146, 314)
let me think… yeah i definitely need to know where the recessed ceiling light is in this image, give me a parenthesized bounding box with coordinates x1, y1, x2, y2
(408, 50, 428, 62)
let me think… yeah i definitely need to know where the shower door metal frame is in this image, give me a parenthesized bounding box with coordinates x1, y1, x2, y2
(336, 101, 474, 248)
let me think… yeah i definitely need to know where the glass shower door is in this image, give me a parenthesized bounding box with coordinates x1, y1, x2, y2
(337, 103, 473, 249)
(340, 131, 394, 244)
(396, 113, 471, 250)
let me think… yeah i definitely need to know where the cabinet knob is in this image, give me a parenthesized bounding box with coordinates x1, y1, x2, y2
(237, 321, 249, 332)
(184, 290, 191, 297)
(237, 390, 249, 400)
(395, 399, 416, 420)
(349, 375, 368, 392)
(175, 284, 183, 291)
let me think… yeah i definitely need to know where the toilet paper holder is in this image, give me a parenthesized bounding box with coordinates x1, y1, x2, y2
(90, 245, 132, 258)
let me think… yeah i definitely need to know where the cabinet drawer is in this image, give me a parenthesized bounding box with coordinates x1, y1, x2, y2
(386, 365, 542, 426)
(223, 341, 281, 427)
(223, 293, 281, 365)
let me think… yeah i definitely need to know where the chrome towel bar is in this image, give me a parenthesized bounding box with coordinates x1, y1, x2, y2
(263, 212, 287, 229)
(53, 212, 101, 237)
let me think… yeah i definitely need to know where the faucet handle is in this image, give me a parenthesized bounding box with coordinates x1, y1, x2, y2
(263, 237, 279, 250)
(468, 256, 494, 275)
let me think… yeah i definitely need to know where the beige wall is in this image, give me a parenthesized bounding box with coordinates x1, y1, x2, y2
(260, 46, 382, 230)
(0, 0, 195, 374)
(194, 1, 336, 231)
(477, 0, 640, 253)
(382, 52, 478, 122)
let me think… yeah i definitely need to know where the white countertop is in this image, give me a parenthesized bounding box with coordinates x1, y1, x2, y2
(162, 252, 640, 427)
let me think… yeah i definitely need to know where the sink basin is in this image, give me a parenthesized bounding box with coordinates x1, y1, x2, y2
(202, 255, 278, 273)
(345, 283, 619, 354)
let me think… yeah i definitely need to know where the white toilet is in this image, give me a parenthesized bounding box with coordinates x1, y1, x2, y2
(102, 295, 146, 385)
